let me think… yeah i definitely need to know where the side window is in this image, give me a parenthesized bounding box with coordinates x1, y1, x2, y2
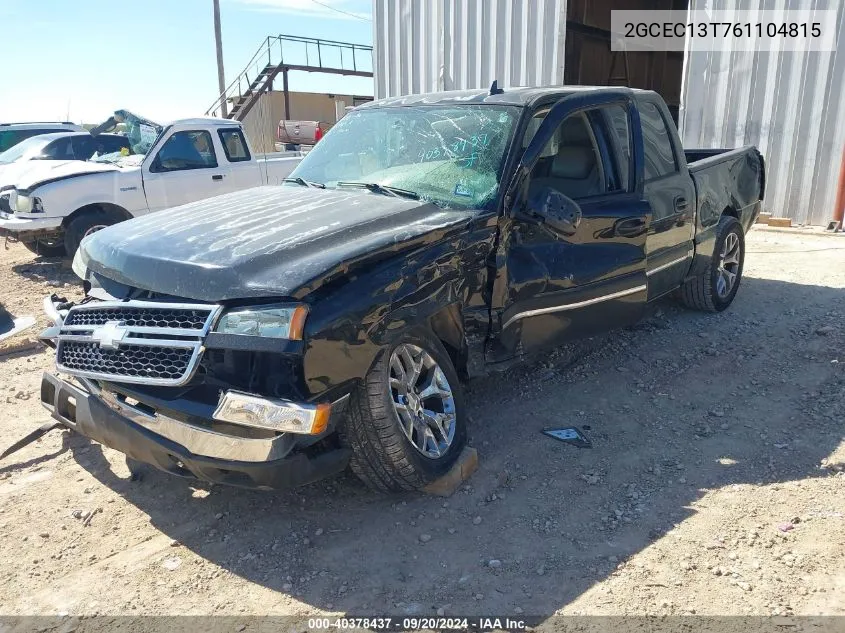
(151, 130, 217, 173)
(639, 100, 677, 180)
(0, 129, 60, 152)
(99, 136, 131, 155)
(71, 136, 96, 159)
(600, 105, 631, 190)
(218, 128, 251, 162)
(526, 112, 606, 201)
(42, 138, 74, 160)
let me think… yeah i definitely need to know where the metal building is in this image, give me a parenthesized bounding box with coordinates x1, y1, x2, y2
(373, 0, 567, 96)
(373, 0, 686, 116)
(680, 0, 845, 226)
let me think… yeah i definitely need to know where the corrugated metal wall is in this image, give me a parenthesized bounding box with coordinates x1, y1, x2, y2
(680, 0, 845, 226)
(373, 0, 567, 98)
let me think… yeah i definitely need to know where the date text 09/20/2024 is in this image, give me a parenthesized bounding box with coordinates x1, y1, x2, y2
(308, 617, 528, 630)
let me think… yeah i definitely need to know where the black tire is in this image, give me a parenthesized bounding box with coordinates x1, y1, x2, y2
(678, 215, 745, 312)
(22, 239, 67, 258)
(341, 329, 467, 492)
(64, 209, 122, 257)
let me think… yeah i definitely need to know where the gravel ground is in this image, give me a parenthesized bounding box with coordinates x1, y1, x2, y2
(0, 227, 843, 620)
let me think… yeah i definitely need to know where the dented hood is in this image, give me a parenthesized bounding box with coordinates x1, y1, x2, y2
(79, 186, 475, 302)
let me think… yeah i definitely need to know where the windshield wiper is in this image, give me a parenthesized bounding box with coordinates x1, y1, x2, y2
(283, 177, 325, 189)
(336, 181, 420, 200)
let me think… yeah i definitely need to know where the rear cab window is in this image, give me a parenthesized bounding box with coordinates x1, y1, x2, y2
(218, 128, 251, 162)
(638, 100, 678, 181)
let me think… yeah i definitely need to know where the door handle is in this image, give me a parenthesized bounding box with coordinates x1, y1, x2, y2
(614, 217, 646, 238)
(674, 196, 689, 211)
(212, 174, 224, 181)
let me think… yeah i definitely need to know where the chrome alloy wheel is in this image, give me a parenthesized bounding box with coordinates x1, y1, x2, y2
(388, 343, 457, 459)
(716, 231, 741, 299)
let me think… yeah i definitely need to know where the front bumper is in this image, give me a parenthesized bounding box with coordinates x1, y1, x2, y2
(40, 372, 351, 489)
(0, 211, 63, 241)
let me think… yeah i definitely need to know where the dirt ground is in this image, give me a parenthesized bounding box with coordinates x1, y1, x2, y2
(0, 227, 843, 622)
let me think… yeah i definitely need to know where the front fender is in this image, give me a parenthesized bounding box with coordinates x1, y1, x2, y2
(31, 172, 146, 220)
(302, 222, 495, 396)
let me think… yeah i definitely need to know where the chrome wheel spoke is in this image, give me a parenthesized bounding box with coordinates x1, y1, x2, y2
(417, 370, 452, 401)
(390, 354, 407, 384)
(716, 272, 727, 297)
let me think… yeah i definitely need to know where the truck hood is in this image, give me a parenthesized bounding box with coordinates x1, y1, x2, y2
(78, 186, 476, 302)
(14, 159, 126, 191)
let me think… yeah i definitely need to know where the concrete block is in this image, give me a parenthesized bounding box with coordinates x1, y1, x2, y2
(756, 212, 772, 224)
(423, 446, 478, 497)
(767, 217, 792, 228)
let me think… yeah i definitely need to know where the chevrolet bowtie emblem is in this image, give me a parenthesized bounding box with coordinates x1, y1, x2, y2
(91, 321, 128, 350)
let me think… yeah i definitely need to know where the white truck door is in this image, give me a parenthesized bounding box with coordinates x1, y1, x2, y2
(142, 128, 231, 212)
(215, 126, 263, 190)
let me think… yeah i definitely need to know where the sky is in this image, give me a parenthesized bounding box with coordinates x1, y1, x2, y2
(0, 0, 374, 125)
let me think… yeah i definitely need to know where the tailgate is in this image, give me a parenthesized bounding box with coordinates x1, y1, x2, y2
(278, 121, 318, 145)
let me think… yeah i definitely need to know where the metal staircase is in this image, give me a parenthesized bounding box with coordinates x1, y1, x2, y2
(206, 35, 373, 121)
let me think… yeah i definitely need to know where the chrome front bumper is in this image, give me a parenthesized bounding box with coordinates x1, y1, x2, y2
(98, 389, 293, 462)
(40, 372, 351, 489)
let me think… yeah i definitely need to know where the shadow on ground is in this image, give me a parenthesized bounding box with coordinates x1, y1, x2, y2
(11, 257, 75, 287)
(53, 275, 844, 616)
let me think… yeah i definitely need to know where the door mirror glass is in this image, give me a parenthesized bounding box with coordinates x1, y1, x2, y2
(528, 186, 583, 235)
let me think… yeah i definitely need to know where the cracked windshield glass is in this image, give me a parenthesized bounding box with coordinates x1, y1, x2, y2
(288, 104, 520, 209)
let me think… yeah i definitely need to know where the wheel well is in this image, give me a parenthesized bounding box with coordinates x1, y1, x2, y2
(721, 206, 739, 220)
(427, 304, 467, 378)
(62, 203, 132, 228)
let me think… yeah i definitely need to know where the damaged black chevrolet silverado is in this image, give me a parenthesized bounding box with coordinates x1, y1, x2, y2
(38, 86, 764, 492)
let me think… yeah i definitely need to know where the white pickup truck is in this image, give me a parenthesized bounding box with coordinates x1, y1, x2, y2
(0, 113, 302, 256)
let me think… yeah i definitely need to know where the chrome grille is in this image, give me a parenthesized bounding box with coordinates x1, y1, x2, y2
(56, 301, 220, 386)
(64, 306, 209, 330)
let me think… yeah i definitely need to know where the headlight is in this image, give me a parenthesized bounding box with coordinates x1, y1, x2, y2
(71, 247, 88, 281)
(214, 304, 308, 340)
(14, 193, 43, 214)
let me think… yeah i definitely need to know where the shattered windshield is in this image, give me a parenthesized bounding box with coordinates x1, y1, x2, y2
(288, 104, 520, 209)
(119, 112, 161, 155)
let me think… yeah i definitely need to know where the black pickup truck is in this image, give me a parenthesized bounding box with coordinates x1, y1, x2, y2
(39, 86, 764, 492)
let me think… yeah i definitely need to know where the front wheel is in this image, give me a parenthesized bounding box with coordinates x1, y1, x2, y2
(64, 209, 122, 257)
(678, 215, 745, 312)
(342, 329, 467, 492)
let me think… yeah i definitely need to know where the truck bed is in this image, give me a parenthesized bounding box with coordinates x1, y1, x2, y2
(685, 145, 765, 235)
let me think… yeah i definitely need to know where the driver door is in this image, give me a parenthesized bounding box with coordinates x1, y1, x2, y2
(142, 129, 231, 212)
(489, 91, 652, 361)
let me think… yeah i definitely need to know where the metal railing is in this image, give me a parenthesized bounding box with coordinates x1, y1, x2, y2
(205, 34, 374, 119)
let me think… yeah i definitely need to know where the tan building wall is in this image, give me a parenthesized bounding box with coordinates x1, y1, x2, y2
(241, 90, 372, 153)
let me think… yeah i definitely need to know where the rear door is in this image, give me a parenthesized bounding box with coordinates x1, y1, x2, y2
(490, 90, 651, 361)
(636, 97, 696, 299)
(142, 129, 231, 211)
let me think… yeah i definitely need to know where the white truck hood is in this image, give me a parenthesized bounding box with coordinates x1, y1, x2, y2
(11, 158, 141, 192)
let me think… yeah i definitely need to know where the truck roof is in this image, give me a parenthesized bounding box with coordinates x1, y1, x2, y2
(170, 117, 242, 127)
(360, 85, 656, 109)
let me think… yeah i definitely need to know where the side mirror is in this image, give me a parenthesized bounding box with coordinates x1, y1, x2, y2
(524, 187, 583, 235)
